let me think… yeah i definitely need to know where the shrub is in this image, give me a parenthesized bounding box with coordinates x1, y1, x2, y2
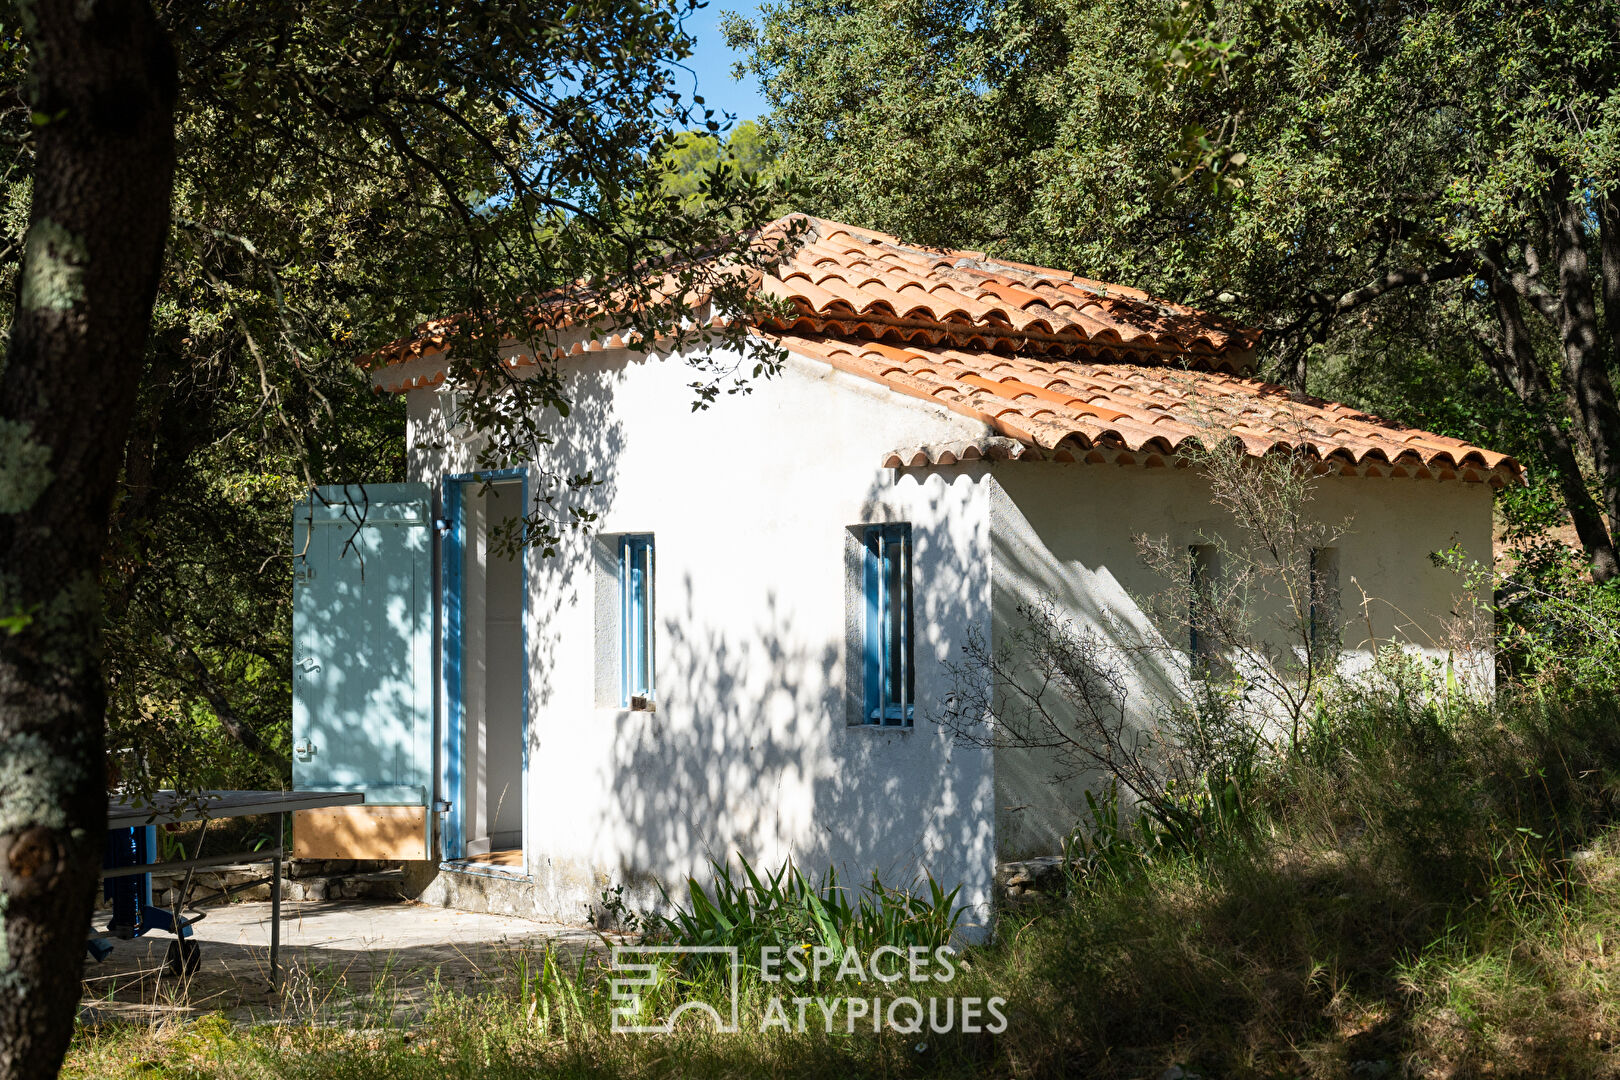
(653, 855, 964, 971)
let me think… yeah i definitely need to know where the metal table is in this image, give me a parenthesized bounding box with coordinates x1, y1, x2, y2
(99, 790, 364, 990)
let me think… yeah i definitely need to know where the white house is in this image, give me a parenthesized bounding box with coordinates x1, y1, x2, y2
(288, 216, 1518, 933)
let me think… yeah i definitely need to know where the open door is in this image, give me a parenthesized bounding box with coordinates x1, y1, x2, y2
(291, 484, 434, 860)
(440, 472, 528, 871)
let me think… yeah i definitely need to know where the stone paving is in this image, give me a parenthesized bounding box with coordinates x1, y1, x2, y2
(79, 900, 610, 1025)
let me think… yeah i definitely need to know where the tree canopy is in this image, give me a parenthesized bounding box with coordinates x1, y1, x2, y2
(660, 120, 776, 205)
(727, 0, 1620, 579)
(0, 0, 794, 794)
(0, 1, 788, 1074)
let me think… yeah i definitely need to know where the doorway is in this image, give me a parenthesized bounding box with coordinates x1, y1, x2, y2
(443, 473, 528, 870)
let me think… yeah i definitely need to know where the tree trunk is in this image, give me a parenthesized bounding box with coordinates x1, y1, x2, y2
(1600, 188, 1620, 380)
(1485, 277, 1620, 581)
(0, 2, 176, 1076)
(1551, 188, 1620, 542)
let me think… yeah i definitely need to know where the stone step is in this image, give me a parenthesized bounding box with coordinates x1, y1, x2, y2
(286, 870, 408, 903)
(97, 866, 410, 909)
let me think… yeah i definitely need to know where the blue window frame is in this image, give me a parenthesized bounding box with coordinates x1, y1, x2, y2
(863, 523, 914, 726)
(620, 534, 655, 706)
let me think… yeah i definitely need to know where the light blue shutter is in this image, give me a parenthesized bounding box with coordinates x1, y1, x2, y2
(292, 484, 433, 815)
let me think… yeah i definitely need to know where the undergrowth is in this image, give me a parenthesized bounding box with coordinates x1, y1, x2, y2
(66, 685, 1620, 1079)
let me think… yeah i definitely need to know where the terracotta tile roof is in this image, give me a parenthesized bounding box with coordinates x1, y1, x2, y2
(755, 218, 1260, 371)
(775, 332, 1522, 487)
(360, 213, 1518, 485)
(360, 214, 1259, 373)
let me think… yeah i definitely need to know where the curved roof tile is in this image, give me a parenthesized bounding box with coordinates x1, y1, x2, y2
(746, 217, 1258, 366)
(772, 333, 1521, 487)
(357, 213, 1517, 485)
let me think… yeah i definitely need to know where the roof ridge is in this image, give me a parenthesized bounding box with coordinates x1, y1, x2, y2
(359, 210, 1260, 374)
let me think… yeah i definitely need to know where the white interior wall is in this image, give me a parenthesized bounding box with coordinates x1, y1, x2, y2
(460, 485, 489, 856)
(987, 462, 1497, 858)
(483, 481, 525, 851)
(452, 480, 526, 858)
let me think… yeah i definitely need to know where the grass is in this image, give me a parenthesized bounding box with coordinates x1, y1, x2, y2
(66, 687, 1620, 1079)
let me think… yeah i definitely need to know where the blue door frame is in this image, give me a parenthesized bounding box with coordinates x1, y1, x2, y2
(439, 469, 530, 866)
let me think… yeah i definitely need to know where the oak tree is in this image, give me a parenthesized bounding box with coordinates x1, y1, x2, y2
(0, 1, 782, 1074)
(730, 0, 1620, 578)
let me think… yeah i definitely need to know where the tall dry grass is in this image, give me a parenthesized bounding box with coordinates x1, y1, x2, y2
(66, 684, 1620, 1079)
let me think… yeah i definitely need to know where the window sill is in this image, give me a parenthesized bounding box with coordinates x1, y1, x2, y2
(598, 696, 656, 714)
(601, 706, 662, 722)
(439, 859, 533, 883)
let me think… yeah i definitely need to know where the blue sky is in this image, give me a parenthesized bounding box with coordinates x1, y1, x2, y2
(675, 3, 768, 126)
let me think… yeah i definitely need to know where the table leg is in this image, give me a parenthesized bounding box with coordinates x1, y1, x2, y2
(271, 811, 283, 994)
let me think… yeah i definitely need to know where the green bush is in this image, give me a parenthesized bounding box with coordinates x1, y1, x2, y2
(653, 855, 964, 972)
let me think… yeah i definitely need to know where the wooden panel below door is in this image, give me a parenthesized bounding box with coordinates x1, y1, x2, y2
(293, 805, 428, 861)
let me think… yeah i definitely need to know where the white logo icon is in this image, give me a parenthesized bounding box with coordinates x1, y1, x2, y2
(610, 945, 740, 1034)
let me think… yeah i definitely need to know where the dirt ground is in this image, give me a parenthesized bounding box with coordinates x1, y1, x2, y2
(80, 900, 609, 1026)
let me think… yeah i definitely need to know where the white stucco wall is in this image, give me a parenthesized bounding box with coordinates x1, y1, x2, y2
(987, 462, 1497, 858)
(391, 335, 1498, 924)
(405, 343, 1001, 933)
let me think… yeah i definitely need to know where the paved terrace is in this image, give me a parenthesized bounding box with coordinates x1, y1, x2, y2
(80, 901, 610, 1026)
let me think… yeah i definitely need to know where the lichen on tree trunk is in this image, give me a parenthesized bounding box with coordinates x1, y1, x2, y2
(0, 1, 176, 1076)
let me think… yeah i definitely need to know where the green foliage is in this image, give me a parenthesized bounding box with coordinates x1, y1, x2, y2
(1064, 782, 1155, 880)
(1304, 290, 1548, 500)
(654, 855, 964, 971)
(730, 0, 1620, 576)
(1068, 767, 1253, 878)
(732, 0, 1616, 348)
(658, 121, 779, 206)
(1028, 683, 1620, 1077)
(0, 0, 795, 792)
(1431, 538, 1620, 692)
(65, 687, 1620, 1078)
(98, 391, 403, 791)
(512, 945, 597, 1039)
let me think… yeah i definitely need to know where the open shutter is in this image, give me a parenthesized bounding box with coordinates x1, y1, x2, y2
(292, 484, 434, 860)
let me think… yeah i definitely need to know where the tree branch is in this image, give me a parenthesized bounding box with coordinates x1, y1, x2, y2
(1326, 256, 1474, 314)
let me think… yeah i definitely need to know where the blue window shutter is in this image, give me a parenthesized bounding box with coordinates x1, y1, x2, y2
(643, 537, 655, 699)
(897, 526, 913, 718)
(439, 478, 463, 859)
(883, 532, 898, 714)
(292, 484, 433, 822)
(619, 535, 631, 705)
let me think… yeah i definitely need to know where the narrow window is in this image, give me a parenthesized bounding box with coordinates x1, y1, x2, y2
(1189, 544, 1218, 662)
(863, 523, 914, 726)
(1309, 547, 1339, 656)
(619, 534, 654, 708)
